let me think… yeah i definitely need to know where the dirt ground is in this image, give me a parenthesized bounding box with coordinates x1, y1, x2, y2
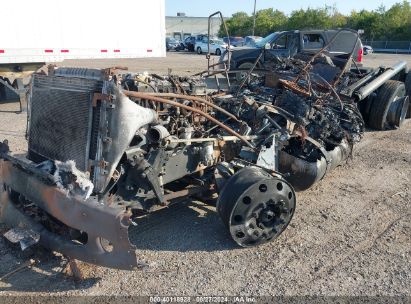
(0, 53, 410, 298)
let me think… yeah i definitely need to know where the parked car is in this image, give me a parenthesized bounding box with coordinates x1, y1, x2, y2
(195, 37, 232, 55)
(363, 45, 374, 55)
(184, 36, 196, 52)
(223, 36, 245, 47)
(184, 34, 209, 52)
(244, 36, 262, 47)
(222, 29, 364, 71)
(166, 37, 182, 51)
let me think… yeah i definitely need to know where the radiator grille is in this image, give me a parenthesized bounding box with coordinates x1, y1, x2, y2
(28, 74, 103, 172)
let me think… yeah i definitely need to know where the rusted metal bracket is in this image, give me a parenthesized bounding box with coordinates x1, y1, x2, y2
(92, 92, 110, 107)
(102, 67, 129, 81)
(0, 157, 140, 270)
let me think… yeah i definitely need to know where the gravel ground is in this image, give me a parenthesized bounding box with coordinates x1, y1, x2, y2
(0, 53, 410, 298)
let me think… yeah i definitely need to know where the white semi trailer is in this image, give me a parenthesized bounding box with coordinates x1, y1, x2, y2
(0, 0, 166, 110)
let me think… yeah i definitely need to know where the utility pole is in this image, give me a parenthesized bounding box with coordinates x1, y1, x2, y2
(252, 0, 257, 36)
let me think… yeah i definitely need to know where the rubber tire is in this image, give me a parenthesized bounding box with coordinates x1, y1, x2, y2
(235, 62, 255, 82)
(215, 48, 221, 56)
(368, 80, 406, 130)
(238, 62, 254, 69)
(405, 72, 411, 118)
(358, 96, 373, 123)
(358, 96, 372, 124)
(197, 47, 202, 54)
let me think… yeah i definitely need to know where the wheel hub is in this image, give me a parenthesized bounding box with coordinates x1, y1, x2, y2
(217, 167, 296, 247)
(387, 95, 409, 128)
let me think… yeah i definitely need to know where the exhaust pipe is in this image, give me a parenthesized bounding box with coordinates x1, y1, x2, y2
(278, 140, 351, 191)
(355, 61, 407, 101)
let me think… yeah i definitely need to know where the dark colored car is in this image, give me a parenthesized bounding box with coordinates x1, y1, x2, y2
(184, 36, 196, 52)
(222, 29, 364, 70)
(223, 36, 245, 47)
(166, 37, 182, 52)
(244, 36, 262, 47)
(184, 35, 209, 52)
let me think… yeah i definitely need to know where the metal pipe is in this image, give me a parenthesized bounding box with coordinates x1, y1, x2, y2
(310, 73, 343, 111)
(122, 90, 255, 149)
(148, 125, 170, 143)
(252, 0, 257, 36)
(354, 61, 407, 101)
(167, 135, 262, 144)
(207, 11, 231, 73)
(143, 92, 240, 122)
(339, 68, 380, 97)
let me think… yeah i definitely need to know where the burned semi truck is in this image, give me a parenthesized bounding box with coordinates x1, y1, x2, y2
(0, 37, 410, 269)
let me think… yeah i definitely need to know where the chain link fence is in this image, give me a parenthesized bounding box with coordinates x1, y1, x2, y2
(363, 41, 411, 53)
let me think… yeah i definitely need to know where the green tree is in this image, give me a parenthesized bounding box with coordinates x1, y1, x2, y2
(219, 9, 286, 37)
(219, 1, 411, 41)
(383, 1, 411, 40)
(347, 9, 382, 40)
(253, 8, 287, 36)
(218, 12, 252, 37)
(326, 4, 348, 27)
(287, 7, 333, 30)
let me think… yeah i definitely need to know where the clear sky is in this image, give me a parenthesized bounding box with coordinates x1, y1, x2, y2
(166, 0, 403, 17)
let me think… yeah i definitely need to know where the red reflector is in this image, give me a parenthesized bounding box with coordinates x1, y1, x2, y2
(101, 49, 108, 53)
(114, 49, 120, 53)
(147, 49, 153, 52)
(44, 49, 53, 53)
(61, 49, 69, 53)
(357, 48, 363, 63)
(0, 50, 4, 53)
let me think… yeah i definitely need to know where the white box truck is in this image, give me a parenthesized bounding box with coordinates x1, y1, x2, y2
(0, 0, 166, 110)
